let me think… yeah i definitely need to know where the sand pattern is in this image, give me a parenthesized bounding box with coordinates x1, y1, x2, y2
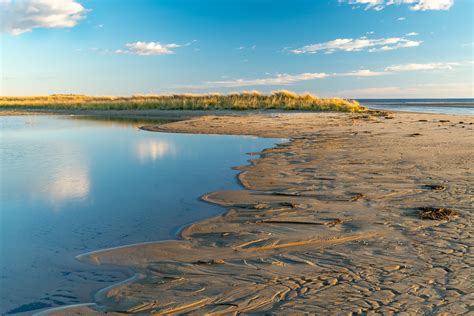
(48, 112, 473, 315)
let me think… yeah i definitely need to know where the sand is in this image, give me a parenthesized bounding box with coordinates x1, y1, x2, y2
(40, 111, 473, 315)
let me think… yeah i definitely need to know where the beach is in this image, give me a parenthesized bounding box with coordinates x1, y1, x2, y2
(44, 111, 473, 315)
(3, 0, 473, 313)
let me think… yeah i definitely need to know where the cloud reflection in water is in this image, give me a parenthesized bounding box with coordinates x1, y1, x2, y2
(135, 139, 177, 161)
(48, 165, 90, 204)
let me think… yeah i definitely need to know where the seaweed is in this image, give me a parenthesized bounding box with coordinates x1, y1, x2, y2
(418, 207, 457, 221)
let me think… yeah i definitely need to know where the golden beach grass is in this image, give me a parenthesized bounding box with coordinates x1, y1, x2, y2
(0, 90, 365, 112)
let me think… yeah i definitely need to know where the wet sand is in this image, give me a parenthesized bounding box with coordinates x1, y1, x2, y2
(44, 111, 473, 314)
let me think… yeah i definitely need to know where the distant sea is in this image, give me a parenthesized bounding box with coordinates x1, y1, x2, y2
(358, 99, 474, 116)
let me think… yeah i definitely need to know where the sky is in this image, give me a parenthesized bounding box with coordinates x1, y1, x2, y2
(0, 0, 473, 97)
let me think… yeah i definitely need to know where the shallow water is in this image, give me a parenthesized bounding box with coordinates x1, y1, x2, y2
(0, 115, 281, 314)
(360, 99, 474, 116)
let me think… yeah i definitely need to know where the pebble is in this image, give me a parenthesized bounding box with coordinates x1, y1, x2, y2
(325, 278, 338, 286)
(383, 265, 400, 272)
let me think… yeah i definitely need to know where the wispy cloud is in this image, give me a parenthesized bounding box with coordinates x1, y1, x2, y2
(340, 0, 454, 11)
(290, 36, 422, 54)
(336, 82, 473, 98)
(410, 0, 454, 11)
(347, 62, 462, 75)
(337, 86, 404, 97)
(176, 72, 330, 89)
(405, 32, 419, 36)
(176, 61, 465, 90)
(385, 62, 460, 72)
(341, 69, 387, 77)
(236, 45, 257, 50)
(0, 0, 87, 35)
(115, 41, 194, 56)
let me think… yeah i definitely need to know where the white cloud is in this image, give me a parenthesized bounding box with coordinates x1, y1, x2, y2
(406, 32, 418, 36)
(117, 41, 192, 56)
(336, 82, 473, 98)
(179, 70, 390, 89)
(397, 17, 406, 20)
(0, 0, 87, 35)
(85, 41, 195, 56)
(340, 0, 454, 11)
(341, 69, 387, 77)
(385, 62, 460, 72)
(290, 36, 422, 54)
(236, 45, 256, 50)
(177, 72, 329, 89)
(176, 61, 466, 89)
(126, 42, 178, 55)
(410, 0, 454, 11)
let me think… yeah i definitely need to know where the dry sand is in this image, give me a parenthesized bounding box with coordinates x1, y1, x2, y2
(45, 111, 473, 315)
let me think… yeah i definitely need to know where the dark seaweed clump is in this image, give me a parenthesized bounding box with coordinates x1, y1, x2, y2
(423, 184, 446, 191)
(418, 207, 457, 221)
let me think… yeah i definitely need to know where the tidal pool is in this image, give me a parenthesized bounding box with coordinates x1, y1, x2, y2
(0, 115, 281, 314)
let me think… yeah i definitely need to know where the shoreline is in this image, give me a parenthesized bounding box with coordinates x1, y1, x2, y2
(31, 111, 474, 314)
(37, 131, 287, 315)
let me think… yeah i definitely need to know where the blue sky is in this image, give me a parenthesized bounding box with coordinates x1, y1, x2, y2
(1, 0, 473, 97)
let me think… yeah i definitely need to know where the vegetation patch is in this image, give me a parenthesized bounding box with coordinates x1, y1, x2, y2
(0, 91, 366, 112)
(418, 207, 457, 221)
(423, 184, 446, 191)
(350, 193, 365, 202)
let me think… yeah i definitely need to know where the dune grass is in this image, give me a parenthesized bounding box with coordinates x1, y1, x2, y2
(0, 91, 366, 112)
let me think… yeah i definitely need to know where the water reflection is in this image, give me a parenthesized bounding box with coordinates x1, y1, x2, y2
(47, 165, 90, 204)
(67, 115, 176, 128)
(0, 115, 281, 314)
(1, 132, 91, 207)
(135, 139, 177, 161)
